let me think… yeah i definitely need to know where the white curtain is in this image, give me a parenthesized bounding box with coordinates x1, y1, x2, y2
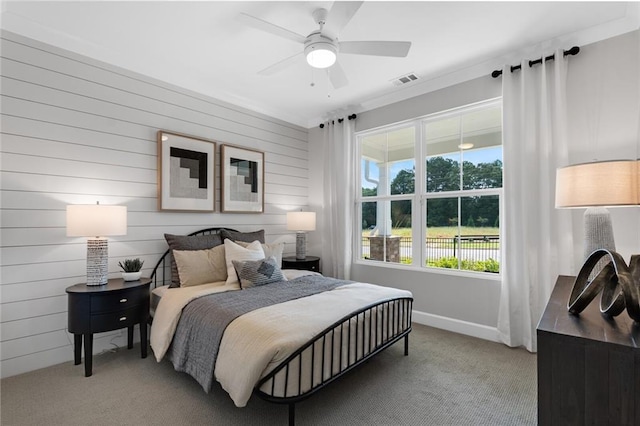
(498, 51, 575, 352)
(321, 118, 355, 279)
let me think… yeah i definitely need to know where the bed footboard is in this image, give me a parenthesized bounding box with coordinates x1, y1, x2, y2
(255, 297, 413, 425)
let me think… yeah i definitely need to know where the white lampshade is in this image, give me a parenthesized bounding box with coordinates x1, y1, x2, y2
(555, 160, 639, 208)
(67, 204, 127, 237)
(67, 203, 127, 286)
(287, 211, 316, 231)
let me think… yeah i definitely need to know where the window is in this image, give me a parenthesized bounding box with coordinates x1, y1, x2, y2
(356, 99, 502, 274)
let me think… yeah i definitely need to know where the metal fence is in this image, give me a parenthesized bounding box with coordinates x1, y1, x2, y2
(362, 235, 500, 266)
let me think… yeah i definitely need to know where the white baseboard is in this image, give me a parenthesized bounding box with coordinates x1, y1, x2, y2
(412, 310, 499, 343)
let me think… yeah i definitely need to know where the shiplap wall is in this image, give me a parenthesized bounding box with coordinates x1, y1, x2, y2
(0, 30, 310, 378)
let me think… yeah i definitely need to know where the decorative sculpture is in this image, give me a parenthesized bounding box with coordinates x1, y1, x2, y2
(568, 249, 640, 322)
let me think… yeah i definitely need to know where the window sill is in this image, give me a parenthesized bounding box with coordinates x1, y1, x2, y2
(352, 258, 502, 281)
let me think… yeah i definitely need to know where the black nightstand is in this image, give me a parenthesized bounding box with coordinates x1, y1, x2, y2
(282, 256, 321, 273)
(66, 278, 151, 377)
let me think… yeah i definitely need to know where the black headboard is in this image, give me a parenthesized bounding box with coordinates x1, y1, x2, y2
(149, 227, 238, 289)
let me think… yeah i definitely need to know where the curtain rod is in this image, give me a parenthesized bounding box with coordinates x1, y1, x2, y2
(319, 113, 356, 129)
(491, 46, 580, 78)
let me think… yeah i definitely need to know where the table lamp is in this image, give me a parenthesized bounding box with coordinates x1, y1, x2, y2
(287, 211, 316, 260)
(555, 159, 639, 275)
(67, 202, 127, 285)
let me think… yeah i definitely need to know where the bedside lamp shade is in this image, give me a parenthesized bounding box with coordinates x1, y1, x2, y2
(67, 203, 127, 285)
(555, 160, 638, 208)
(287, 211, 316, 260)
(286, 212, 316, 232)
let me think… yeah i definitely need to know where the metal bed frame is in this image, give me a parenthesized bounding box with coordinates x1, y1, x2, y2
(149, 227, 413, 426)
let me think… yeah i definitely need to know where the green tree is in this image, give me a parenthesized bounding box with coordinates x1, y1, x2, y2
(464, 160, 503, 189)
(426, 198, 457, 227)
(390, 169, 415, 195)
(362, 187, 377, 197)
(426, 157, 460, 192)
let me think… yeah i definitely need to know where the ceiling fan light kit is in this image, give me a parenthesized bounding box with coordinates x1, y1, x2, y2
(305, 35, 337, 68)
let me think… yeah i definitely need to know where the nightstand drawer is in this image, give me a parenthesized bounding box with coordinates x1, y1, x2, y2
(90, 289, 144, 313)
(282, 256, 320, 273)
(91, 307, 142, 333)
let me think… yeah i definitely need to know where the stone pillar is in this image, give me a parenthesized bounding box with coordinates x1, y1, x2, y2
(368, 236, 401, 263)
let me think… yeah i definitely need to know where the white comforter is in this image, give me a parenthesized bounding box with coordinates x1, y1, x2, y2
(150, 274, 412, 407)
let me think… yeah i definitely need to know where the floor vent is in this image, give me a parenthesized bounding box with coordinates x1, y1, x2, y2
(391, 73, 419, 86)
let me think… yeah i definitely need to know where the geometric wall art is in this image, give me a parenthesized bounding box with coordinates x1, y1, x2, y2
(221, 144, 264, 213)
(157, 131, 215, 212)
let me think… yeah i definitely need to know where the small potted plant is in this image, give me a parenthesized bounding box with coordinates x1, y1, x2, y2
(119, 258, 144, 281)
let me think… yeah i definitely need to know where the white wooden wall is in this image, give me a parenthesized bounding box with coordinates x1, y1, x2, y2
(0, 30, 310, 378)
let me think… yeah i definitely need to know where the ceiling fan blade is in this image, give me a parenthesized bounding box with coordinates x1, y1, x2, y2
(258, 52, 303, 76)
(237, 13, 306, 44)
(328, 62, 349, 89)
(339, 41, 412, 57)
(324, 1, 363, 37)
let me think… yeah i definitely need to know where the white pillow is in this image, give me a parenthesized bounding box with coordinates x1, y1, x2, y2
(224, 239, 265, 287)
(235, 241, 285, 267)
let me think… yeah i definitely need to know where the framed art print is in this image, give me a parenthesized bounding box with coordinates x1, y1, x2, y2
(158, 131, 215, 212)
(221, 144, 264, 213)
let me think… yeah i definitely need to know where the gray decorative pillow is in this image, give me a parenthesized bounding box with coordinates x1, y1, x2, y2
(164, 233, 223, 287)
(232, 256, 285, 289)
(220, 229, 265, 244)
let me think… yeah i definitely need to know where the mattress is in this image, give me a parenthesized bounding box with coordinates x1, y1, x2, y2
(150, 285, 169, 317)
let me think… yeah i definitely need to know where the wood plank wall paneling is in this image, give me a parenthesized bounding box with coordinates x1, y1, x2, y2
(0, 30, 311, 378)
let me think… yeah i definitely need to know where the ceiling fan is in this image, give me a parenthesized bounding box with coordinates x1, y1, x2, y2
(238, 1, 411, 89)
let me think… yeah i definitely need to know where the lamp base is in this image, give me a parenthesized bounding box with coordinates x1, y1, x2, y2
(87, 238, 108, 286)
(584, 207, 615, 280)
(295, 232, 307, 260)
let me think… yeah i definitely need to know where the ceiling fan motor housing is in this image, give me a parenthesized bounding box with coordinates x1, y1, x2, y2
(304, 32, 338, 68)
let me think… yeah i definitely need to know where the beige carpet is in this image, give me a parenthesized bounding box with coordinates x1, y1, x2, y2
(0, 324, 536, 425)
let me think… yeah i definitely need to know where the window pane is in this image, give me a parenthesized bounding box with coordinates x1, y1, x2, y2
(425, 197, 459, 269)
(425, 196, 501, 273)
(360, 199, 412, 264)
(360, 201, 378, 260)
(461, 106, 503, 190)
(361, 159, 379, 197)
(424, 116, 461, 192)
(460, 195, 500, 273)
(361, 127, 415, 198)
(425, 105, 503, 193)
(391, 199, 412, 264)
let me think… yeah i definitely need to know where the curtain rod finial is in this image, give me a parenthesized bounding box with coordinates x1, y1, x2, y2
(565, 46, 580, 56)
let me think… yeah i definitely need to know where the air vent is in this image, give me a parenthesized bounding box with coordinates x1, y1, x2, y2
(390, 73, 419, 87)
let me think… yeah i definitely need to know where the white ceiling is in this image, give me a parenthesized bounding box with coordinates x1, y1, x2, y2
(2, 1, 639, 128)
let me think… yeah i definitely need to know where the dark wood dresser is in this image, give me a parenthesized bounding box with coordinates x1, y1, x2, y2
(537, 275, 640, 425)
(66, 278, 151, 377)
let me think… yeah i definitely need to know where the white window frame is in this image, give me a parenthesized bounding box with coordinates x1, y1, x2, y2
(354, 98, 503, 277)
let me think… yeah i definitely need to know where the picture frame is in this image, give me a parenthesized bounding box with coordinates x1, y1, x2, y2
(220, 144, 264, 213)
(157, 131, 216, 212)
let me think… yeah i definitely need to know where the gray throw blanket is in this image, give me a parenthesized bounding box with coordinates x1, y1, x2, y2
(167, 274, 352, 392)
